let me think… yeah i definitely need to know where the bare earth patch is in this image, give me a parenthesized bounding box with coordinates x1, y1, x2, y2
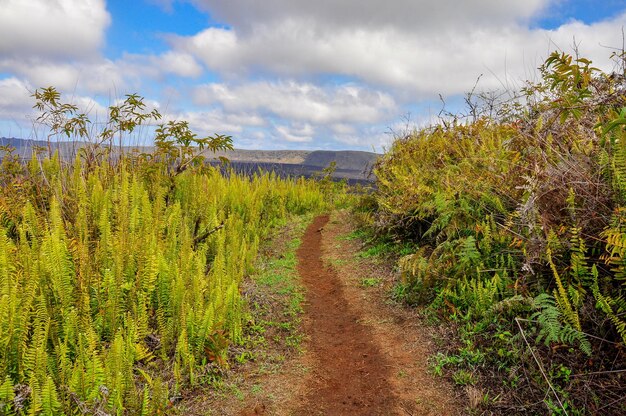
(216, 211, 464, 415)
(305, 210, 464, 415)
(291, 214, 397, 415)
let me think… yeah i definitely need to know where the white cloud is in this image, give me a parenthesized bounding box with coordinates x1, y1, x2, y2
(543, 16, 626, 71)
(171, 6, 626, 96)
(170, 1, 626, 150)
(330, 123, 357, 135)
(330, 126, 394, 151)
(0, 51, 201, 103)
(190, 0, 552, 32)
(0, 77, 35, 121)
(0, 0, 110, 59)
(225, 112, 266, 127)
(119, 52, 204, 80)
(275, 123, 314, 143)
(0, 76, 124, 134)
(193, 81, 397, 124)
(0, 57, 127, 95)
(165, 109, 270, 136)
(3, 0, 626, 151)
(0, 0, 199, 106)
(71, 95, 109, 117)
(158, 51, 204, 78)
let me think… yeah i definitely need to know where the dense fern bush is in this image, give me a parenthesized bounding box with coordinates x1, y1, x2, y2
(368, 51, 626, 413)
(0, 89, 330, 414)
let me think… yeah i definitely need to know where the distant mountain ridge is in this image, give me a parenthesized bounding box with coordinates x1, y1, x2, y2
(0, 137, 379, 183)
(0, 137, 87, 160)
(304, 150, 378, 171)
(0, 137, 53, 150)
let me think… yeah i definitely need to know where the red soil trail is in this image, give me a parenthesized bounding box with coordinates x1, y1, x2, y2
(294, 215, 397, 415)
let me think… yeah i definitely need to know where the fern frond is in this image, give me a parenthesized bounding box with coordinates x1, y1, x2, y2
(531, 292, 591, 355)
(547, 248, 581, 330)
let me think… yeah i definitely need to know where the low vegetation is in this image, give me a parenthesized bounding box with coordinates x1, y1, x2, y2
(359, 51, 626, 414)
(2, 48, 626, 415)
(0, 89, 338, 414)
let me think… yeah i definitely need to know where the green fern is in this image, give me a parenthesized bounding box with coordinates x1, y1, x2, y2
(531, 293, 591, 355)
(0, 128, 331, 413)
(546, 248, 581, 331)
(40, 376, 60, 416)
(0, 375, 14, 414)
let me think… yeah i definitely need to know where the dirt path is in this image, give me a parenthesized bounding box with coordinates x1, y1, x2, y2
(237, 211, 463, 415)
(293, 215, 396, 415)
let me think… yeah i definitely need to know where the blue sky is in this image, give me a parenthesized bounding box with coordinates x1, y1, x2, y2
(105, 1, 213, 57)
(1, 0, 625, 151)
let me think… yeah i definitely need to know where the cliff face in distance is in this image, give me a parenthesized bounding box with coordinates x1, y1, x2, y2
(204, 148, 378, 169)
(204, 149, 378, 184)
(1, 138, 379, 183)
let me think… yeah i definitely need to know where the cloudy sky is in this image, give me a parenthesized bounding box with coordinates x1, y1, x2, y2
(1, 0, 625, 151)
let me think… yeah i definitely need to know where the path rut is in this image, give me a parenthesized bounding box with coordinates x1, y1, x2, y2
(294, 215, 396, 415)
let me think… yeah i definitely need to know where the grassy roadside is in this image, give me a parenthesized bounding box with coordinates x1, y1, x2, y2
(354, 51, 626, 415)
(321, 210, 464, 414)
(341, 219, 496, 414)
(175, 214, 312, 415)
(347, 216, 541, 414)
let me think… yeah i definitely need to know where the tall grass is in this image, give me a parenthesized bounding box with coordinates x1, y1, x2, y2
(0, 89, 332, 414)
(364, 51, 626, 414)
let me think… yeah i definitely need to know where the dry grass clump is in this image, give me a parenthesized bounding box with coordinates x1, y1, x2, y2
(365, 51, 626, 414)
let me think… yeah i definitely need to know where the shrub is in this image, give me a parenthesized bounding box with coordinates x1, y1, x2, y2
(366, 50, 626, 414)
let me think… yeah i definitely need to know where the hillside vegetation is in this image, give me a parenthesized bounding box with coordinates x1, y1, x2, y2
(3, 50, 626, 415)
(0, 89, 339, 415)
(360, 51, 626, 414)
(1, 139, 378, 184)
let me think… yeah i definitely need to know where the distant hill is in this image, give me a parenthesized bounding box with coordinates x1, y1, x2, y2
(204, 149, 378, 180)
(0, 137, 379, 183)
(304, 150, 378, 171)
(0, 137, 86, 158)
(203, 149, 310, 164)
(0, 137, 50, 153)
